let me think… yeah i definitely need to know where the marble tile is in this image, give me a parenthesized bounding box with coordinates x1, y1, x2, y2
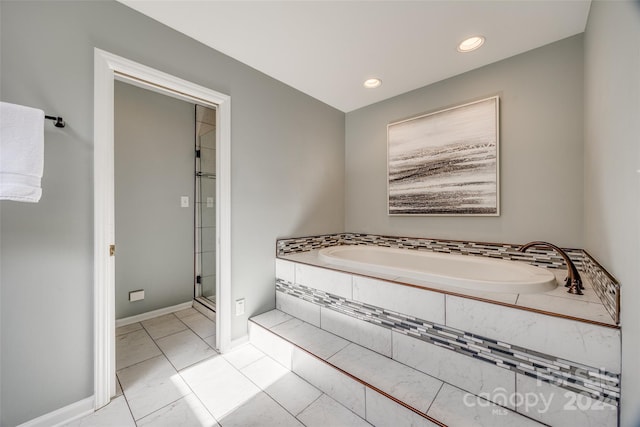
(263, 372, 322, 416)
(543, 269, 604, 304)
(516, 293, 614, 325)
(217, 392, 303, 427)
(155, 329, 217, 371)
(174, 308, 199, 319)
(141, 314, 187, 340)
(320, 307, 392, 357)
(445, 295, 621, 373)
(396, 276, 519, 305)
(223, 343, 265, 369)
(180, 356, 260, 419)
(62, 396, 135, 427)
(116, 329, 162, 370)
(249, 322, 294, 369)
(332, 266, 399, 282)
(276, 290, 321, 326)
(353, 276, 446, 324)
(515, 373, 617, 427)
(392, 331, 516, 408)
(251, 309, 293, 329)
(181, 311, 216, 339)
(116, 322, 142, 336)
(202, 334, 217, 350)
(297, 394, 371, 427)
(295, 263, 352, 299)
(271, 318, 349, 360)
(136, 394, 219, 427)
(427, 384, 543, 427)
(241, 354, 289, 389)
(365, 389, 439, 427)
(276, 258, 296, 283)
(292, 347, 366, 418)
(329, 343, 442, 412)
(117, 355, 190, 420)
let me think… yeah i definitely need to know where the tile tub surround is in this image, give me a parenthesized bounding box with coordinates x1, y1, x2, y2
(276, 279, 620, 404)
(278, 251, 616, 328)
(276, 233, 620, 324)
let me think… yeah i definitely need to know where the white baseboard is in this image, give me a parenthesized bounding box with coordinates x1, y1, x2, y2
(115, 301, 193, 327)
(17, 396, 94, 427)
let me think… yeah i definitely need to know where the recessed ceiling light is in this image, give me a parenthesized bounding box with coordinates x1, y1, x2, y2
(363, 78, 382, 89)
(457, 36, 485, 53)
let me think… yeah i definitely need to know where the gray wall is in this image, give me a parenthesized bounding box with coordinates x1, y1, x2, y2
(583, 2, 640, 425)
(0, 1, 344, 425)
(114, 81, 195, 319)
(345, 35, 584, 248)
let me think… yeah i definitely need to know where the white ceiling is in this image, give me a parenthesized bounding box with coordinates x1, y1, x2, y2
(118, 0, 591, 112)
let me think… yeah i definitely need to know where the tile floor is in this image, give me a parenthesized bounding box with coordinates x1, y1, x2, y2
(63, 307, 371, 427)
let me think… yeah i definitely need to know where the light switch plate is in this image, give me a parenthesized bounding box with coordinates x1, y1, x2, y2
(181, 196, 189, 208)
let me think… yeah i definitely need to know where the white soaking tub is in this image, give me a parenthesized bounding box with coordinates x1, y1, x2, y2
(318, 245, 557, 294)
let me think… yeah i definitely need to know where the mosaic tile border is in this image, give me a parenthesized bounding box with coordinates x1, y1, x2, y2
(276, 278, 620, 406)
(276, 233, 620, 324)
(582, 252, 620, 324)
(277, 233, 584, 269)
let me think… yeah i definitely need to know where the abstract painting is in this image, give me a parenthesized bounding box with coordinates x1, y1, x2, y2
(387, 96, 499, 216)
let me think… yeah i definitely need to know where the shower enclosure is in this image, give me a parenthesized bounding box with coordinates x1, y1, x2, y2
(195, 105, 216, 311)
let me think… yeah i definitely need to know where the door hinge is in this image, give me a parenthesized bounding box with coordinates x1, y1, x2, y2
(109, 244, 116, 257)
(195, 149, 201, 158)
(196, 275, 202, 284)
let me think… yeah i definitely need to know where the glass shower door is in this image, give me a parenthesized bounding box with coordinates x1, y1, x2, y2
(195, 105, 216, 309)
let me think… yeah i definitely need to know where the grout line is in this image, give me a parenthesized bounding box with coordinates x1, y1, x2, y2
(132, 395, 188, 425)
(425, 382, 445, 415)
(118, 311, 221, 425)
(231, 348, 315, 424)
(249, 321, 373, 425)
(296, 393, 324, 419)
(174, 368, 219, 425)
(117, 387, 137, 426)
(254, 319, 446, 426)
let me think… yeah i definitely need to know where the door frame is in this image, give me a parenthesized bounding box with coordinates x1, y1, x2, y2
(93, 48, 232, 409)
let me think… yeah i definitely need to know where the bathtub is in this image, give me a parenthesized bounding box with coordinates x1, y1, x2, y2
(318, 245, 557, 294)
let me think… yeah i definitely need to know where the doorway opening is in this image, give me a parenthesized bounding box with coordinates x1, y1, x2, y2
(94, 48, 232, 410)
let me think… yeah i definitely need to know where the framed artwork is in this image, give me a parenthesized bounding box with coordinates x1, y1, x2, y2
(387, 96, 499, 216)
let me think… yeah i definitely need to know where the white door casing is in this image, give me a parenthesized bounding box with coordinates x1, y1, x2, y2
(93, 48, 231, 409)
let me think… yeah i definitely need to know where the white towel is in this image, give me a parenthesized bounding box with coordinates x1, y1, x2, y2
(0, 102, 45, 202)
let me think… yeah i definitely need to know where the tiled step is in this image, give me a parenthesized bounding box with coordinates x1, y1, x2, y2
(249, 310, 545, 427)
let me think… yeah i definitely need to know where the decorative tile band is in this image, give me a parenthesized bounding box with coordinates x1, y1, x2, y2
(276, 233, 620, 324)
(277, 233, 584, 269)
(582, 252, 620, 324)
(276, 279, 620, 406)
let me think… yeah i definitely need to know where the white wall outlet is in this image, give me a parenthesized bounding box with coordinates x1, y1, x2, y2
(129, 289, 145, 302)
(206, 197, 214, 208)
(181, 196, 189, 208)
(235, 298, 245, 316)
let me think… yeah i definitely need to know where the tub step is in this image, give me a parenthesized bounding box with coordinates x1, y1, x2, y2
(249, 310, 545, 427)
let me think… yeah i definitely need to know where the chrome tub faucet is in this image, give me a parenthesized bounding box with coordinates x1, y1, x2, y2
(518, 241, 584, 295)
